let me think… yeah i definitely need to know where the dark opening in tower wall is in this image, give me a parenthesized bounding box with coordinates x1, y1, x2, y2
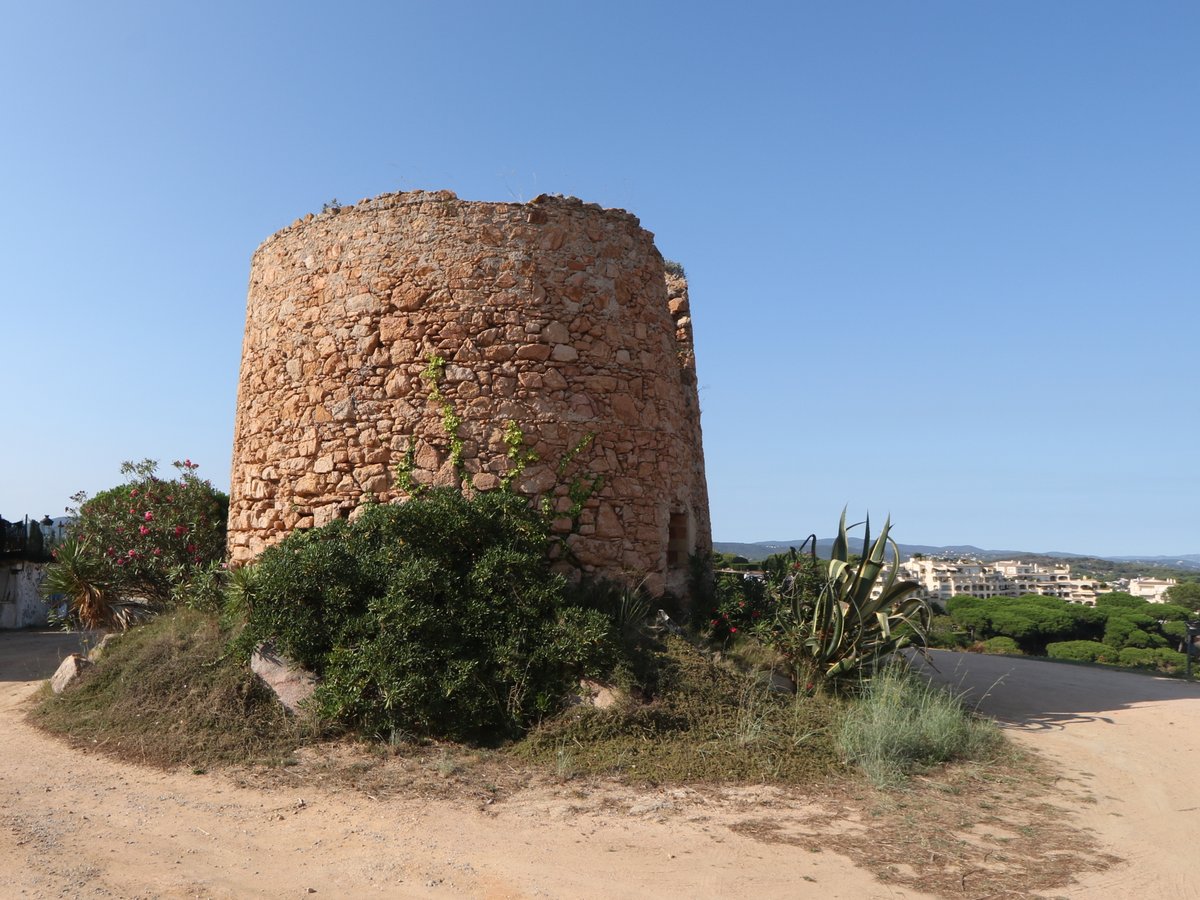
(667, 509, 690, 570)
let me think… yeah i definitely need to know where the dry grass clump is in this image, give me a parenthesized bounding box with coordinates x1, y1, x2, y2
(837, 663, 1004, 787)
(30, 609, 317, 768)
(512, 635, 840, 783)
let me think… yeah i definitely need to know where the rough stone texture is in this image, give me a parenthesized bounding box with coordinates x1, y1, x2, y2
(50, 654, 91, 694)
(86, 633, 118, 662)
(250, 642, 317, 714)
(228, 190, 711, 596)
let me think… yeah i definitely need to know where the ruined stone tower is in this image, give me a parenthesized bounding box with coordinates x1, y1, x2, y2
(228, 190, 710, 596)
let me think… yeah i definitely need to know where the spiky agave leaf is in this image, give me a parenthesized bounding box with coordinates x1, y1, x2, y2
(768, 511, 931, 689)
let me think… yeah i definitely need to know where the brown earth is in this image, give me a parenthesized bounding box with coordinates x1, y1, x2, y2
(3, 634, 1194, 898)
(913, 649, 1200, 898)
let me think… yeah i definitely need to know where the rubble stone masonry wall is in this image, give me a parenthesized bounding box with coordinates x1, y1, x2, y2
(228, 190, 710, 596)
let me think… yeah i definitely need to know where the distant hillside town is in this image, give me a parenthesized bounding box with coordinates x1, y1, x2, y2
(889, 557, 1175, 607)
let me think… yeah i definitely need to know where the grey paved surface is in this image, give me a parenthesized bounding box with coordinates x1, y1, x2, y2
(0, 630, 94, 681)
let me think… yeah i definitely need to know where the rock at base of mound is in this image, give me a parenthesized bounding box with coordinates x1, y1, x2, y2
(251, 642, 318, 714)
(50, 654, 92, 694)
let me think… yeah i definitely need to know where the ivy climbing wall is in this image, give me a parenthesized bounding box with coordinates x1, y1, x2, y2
(227, 190, 710, 596)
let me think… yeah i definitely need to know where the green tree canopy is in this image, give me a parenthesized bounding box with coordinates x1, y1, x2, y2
(1165, 581, 1200, 610)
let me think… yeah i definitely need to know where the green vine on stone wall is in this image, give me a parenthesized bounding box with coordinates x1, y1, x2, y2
(393, 444, 424, 497)
(397, 358, 604, 541)
(420, 354, 466, 484)
(500, 419, 539, 490)
(559, 433, 604, 525)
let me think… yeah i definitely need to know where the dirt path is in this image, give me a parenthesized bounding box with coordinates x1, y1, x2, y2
(0, 632, 932, 900)
(914, 650, 1200, 898)
(3, 635, 1193, 898)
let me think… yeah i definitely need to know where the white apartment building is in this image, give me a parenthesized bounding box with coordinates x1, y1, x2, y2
(1122, 576, 1177, 604)
(893, 557, 1102, 606)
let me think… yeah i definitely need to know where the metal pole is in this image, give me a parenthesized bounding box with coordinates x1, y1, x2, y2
(1187, 621, 1199, 681)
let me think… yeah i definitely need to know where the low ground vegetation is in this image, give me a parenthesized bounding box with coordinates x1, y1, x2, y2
(31, 609, 309, 767)
(34, 454, 999, 792)
(36, 486, 996, 793)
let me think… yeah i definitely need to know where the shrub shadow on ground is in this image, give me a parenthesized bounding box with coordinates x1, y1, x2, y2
(910, 648, 1200, 732)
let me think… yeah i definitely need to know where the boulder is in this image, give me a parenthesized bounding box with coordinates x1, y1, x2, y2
(87, 633, 118, 662)
(577, 679, 623, 710)
(50, 654, 92, 694)
(251, 642, 318, 714)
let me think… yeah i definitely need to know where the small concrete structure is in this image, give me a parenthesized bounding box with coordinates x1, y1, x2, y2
(0, 562, 49, 629)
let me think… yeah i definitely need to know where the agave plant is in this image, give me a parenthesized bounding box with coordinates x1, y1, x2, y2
(767, 510, 930, 690)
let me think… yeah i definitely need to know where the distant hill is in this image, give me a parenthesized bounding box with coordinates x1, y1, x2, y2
(712, 540, 1200, 578)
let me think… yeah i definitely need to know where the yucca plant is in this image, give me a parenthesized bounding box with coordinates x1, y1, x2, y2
(41, 538, 156, 630)
(766, 510, 930, 691)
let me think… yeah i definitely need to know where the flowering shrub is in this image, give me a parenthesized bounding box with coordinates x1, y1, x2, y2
(54, 459, 228, 617)
(706, 572, 770, 641)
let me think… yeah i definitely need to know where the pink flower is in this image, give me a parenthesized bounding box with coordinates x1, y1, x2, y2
(186, 543, 196, 554)
(152, 548, 162, 556)
(127, 549, 138, 558)
(730, 627, 738, 634)
(174, 525, 188, 537)
(130, 489, 139, 497)
(144, 511, 154, 521)
(139, 525, 150, 536)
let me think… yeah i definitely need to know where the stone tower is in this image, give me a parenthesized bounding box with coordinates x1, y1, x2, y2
(228, 190, 710, 596)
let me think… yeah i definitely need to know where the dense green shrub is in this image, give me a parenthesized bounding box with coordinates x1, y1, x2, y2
(926, 614, 968, 649)
(1117, 647, 1187, 671)
(706, 571, 770, 640)
(241, 489, 616, 743)
(979, 636, 1021, 655)
(947, 594, 1103, 655)
(45, 459, 228, 627)
(1045, 640, 1114, 663)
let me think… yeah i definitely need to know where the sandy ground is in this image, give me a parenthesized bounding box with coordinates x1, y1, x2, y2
(913, 649, 1200, 898)
(1, 634, 1196, 899)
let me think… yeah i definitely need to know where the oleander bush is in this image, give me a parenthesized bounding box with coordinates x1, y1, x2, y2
(43, 459, 228, 628)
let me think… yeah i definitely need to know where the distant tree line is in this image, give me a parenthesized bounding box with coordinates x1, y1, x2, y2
(939, 587, 1199, 674)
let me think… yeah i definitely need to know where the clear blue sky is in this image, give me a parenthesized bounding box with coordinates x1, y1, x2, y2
(2, 2, 1196, 556)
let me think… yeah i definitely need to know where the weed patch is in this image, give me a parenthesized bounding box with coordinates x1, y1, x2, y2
(512, 635, 840, 783)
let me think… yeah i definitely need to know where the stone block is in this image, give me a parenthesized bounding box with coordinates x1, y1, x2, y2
(251, 642, 318, 715)
(50, 654, 91, 694)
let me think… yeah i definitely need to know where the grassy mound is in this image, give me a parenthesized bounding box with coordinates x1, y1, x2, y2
(31, 613, 1003, 790)
(512, 635, 841, 783)
(31, 610, 315, 768)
